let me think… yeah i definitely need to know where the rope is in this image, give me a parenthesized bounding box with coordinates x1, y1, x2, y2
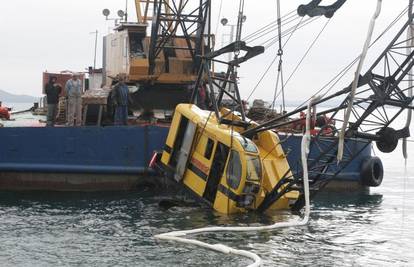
(337, 0, 382, 161)
(154, 100, 314, 267)
(401, 158, 408, 236)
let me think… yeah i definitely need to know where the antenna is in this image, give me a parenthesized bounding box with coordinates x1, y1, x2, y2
(125, 0, 128, 22)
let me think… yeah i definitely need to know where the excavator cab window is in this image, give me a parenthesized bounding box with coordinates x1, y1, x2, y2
(246, 155, 262, 182)
(226, 150, 242, 190)
(204, 142, 229, 203)
(129, 32, 146, 58)
(169, 116, 189, 168)
(237, 136, 258, 153)
(204, 138, 214, 159)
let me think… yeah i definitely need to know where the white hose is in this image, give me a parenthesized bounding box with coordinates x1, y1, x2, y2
(403, 23, 413, 159)
(337, 0, 382, 161)
(154, 98, 316, 266)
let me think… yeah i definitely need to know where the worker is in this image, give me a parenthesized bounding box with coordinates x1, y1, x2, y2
(65, 73, 83, 126)
(45, 76, 62, 126)
(111, 74, 129, 125)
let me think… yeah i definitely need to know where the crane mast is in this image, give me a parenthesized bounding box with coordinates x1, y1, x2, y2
(134, 0, 211, 78)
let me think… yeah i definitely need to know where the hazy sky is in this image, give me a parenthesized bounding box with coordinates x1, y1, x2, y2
(0, 0, 411, 103)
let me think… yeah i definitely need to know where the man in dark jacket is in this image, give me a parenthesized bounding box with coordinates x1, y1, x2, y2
(111, 74, 129, 125)
(45, 76, 62, 126)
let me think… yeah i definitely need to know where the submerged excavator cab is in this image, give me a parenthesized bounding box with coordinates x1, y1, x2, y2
(157, 104, 299, 214)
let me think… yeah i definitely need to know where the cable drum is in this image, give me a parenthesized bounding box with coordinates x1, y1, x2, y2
(376, 127, 399, 153)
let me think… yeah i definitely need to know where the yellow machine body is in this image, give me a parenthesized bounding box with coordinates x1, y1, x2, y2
(160, 104, 299, 214)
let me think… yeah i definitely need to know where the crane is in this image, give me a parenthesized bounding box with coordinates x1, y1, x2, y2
(132, 0, 211, 79)
(105, 1, 212, 112)
(187, 0, 414, 212)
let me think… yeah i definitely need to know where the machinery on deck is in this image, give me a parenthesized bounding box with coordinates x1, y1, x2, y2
(103, 0, 212, 111)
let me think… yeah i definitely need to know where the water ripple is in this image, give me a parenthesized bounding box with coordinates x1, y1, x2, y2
(0, 176, 413, 266)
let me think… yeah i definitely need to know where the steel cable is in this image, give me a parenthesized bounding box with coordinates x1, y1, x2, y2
(282, 6, 408, 114)
(242, 9, 297, 41)
(246, 17, 306, 102)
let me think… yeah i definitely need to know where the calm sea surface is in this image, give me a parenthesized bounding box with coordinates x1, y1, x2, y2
(0, 108, 413, 266)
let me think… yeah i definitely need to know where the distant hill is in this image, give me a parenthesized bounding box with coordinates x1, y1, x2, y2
(0, 89, 38, 103)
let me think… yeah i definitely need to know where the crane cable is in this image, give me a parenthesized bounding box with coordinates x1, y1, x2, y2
(403, 0, 413, 159)
(337, 0, 382, 161)
(271, 0, 286, 111)
(263, 16, 319, 49)
(154, 97, 315, 267)
(270, 18, 331, 105)
(242, 14, 301, 43)
(214, 0, 224, 37)
(246, 17, 306, 102)
(292, 6, 408, 113)
(242, 10, 297, 42)
(243, 4, 405, 137)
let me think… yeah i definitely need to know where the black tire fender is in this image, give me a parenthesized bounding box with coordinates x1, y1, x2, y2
(360, 156, 384, 187)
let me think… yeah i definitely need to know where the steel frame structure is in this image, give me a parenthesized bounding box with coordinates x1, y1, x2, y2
(147, 0, 211, 76)
(254, 13, 414, 211)
(135, 0, 169, 24)
(191, 41, 264, 126)
(193, 10, 414, 212)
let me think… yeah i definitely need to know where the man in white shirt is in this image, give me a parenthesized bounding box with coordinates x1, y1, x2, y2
(65, 73, 83, 126)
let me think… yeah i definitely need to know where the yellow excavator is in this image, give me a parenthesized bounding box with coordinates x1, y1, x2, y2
(157, 103, 299, 214)
(126, 1, 298, 214)
(152, 37, 301, 214)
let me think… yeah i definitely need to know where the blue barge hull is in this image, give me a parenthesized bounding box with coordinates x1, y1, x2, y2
(0, 126, 372, 191)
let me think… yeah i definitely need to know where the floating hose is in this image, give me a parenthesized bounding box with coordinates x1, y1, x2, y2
(154, 98, 316, 266)
(337, 0, 382, 161)
(403, 3, 413, 159)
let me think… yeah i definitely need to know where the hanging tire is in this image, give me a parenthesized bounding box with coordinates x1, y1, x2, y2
(360, 156, 384, 187)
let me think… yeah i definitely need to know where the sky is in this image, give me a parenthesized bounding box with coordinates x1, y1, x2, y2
(0, 0, 411, 103)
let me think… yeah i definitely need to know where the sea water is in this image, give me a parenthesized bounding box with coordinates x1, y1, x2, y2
(0, 110, 413, 266)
